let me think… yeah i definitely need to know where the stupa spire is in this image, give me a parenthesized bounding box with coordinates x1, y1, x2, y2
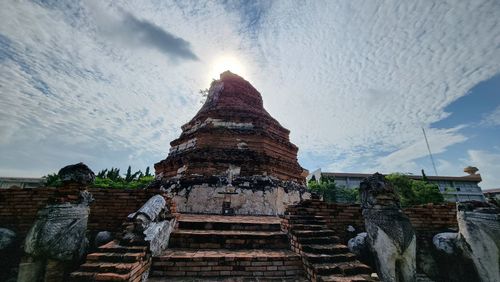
(155, 72, 304, 183)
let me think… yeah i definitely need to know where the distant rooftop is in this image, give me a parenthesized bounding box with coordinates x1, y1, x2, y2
(0, 177, 45, 189)
(321, 172, 482, 183)
(484, 188, 500, 195)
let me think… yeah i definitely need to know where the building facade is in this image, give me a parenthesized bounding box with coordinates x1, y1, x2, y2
(307, 169, 485, 202)
(0, 177, 45, 189)
(484, 188, 500, 199)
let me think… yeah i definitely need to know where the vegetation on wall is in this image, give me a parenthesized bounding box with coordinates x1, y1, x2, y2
(308, 173, 445, 206)
(43, 166, 154, 189)
(307, 176, 359, 203)
(385, 173, 444, 206)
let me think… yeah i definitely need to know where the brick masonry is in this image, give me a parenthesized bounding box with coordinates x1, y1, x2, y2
(287, 202, 458, 243)
(0, 187, 456, 242)
(0, 187, 173, 239)
(281, 200, 458, 281)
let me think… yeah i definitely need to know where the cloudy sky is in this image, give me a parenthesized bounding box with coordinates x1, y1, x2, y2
(1, 1, 499, 189)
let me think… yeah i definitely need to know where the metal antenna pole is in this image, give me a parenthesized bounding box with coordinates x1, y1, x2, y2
(422, 128, 438, 176)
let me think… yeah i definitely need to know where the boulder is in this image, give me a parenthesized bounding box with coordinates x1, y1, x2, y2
(0, 228, 16, 250)
(348, 232, 368, 256)
(432, 232, 459, 254)
(94, 231, 113, 248)
(58, 162, 95, 185)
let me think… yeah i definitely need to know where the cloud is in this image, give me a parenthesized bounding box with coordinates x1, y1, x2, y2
(374, 127, 467, 173)
(85, 1, 198, 61)
(250, 1, 500, 172)
(480, 105, 500, 127)
(467, 150, 500, 190)
(0, 0, 499, 178)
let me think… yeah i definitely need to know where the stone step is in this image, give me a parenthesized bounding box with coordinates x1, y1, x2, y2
(151, 249, 304, 278)
(284, 214, 326, 220)
(69, 271, 96, 282)
(148, 277, 308, 282)
(288, 224, 326, 230)
(318, 274, 375, 282)
(70, 271, 136, 282)
(287, 219, 327, 225)
(70, 266, 149, 282)
(86, 252, 145, 263)
(78, 262, 141, 275)
(296, 236, 340, 245)
(177, 214, 282, 231)
(313, 262, 372, 276)
(299, 200, 328, 207)
(97, 241, 148, 253)
(285, 206, 326, 213)
(178, 220, 281, 231)
(70, 240, 151, 282)
(303, 252, 356, 264)
(169, 230, 289, 249)
(292, 229, 335, 238)
(301, 244, 349, 255)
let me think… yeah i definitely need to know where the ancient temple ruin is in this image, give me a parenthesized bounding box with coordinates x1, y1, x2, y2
(153, 71, 309, 215)
(2, 72, 499, 282)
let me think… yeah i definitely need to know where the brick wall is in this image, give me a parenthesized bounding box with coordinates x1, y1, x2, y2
(0, 186, 456, 242)
(404, 203, 458, 232)
(289, 202, 457, 242)
(0, 187, 170, 239)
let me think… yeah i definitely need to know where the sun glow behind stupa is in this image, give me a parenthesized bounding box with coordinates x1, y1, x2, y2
(208, 55, 248, 81)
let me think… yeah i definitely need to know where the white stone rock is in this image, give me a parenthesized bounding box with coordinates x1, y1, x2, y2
(171, 185, 308, 215)
(432, 232, 458, 254)
(348, 232, 367, 256)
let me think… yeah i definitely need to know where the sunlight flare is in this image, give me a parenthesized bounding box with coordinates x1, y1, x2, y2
(209, 55, 247, 81)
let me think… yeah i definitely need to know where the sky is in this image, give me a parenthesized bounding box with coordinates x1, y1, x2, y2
(0, 1, 499, 190)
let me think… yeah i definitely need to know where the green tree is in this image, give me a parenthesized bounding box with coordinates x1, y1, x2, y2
(124, 166, 141, 182)
(386, 173, 416, 206)
(106, 168, 121, 181)
(308, 176, 359, 203)
(44, 165, 155, 189)
(97, 169, 107, 178)
(145, 166, 152, 177)
(43, 173, 62, 187)
(386, 173, 444, 206)
(337, 187, 360, 203)
(412, 180, 445, 204)
(308, 176, 337, 203)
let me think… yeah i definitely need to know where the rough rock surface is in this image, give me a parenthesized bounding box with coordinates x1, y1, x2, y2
(121, 195, 175, 256)
(154, 71, 305, 184)
(0, 228, 16, 250)
(23, 190, 93, 261)
(94, 231, 113, 248)
(430, 201, 500, 282)
(151, 175, 310, 215)
(432, 232, 458, 254)
(360, 172, 417, 282)
(456, 201, 500, 282)
(348, 232, 368, 256)
(17, 188, 94, 282)
(58, 162, 95, 185)
(0, 228, 18, 282)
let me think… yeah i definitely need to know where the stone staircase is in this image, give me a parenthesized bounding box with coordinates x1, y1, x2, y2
(283, 200, 376, 282)
(70, 241, 151, 282)
(149, 214, 306, 280)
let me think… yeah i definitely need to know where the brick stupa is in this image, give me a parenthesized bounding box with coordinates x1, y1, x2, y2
(155, 71, 305, 183)
(153, 71, 309, 215)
